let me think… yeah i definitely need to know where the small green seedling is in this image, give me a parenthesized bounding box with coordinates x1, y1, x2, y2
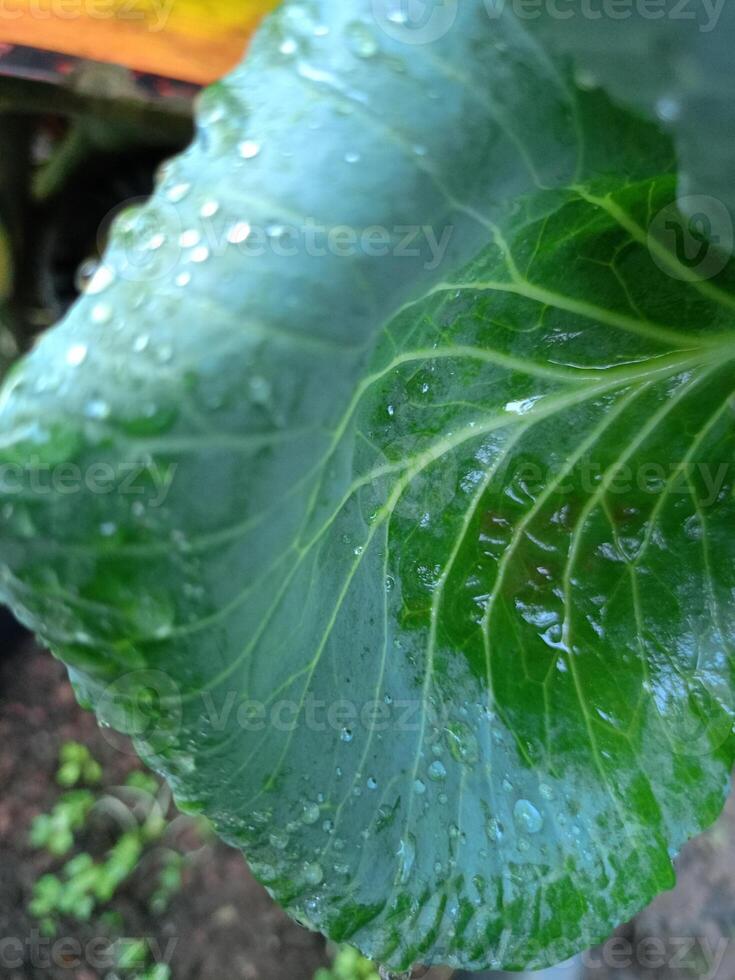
(56, 741, 103, 788)
(28, 742, 103, 855)
(29, 789, 95, 857)
(29, 756, 206, 936)
(28, 832, 143, 930)
(315, 946, 381, 980)
(111, 937, 173, 980)
(149, 851, 184, 915)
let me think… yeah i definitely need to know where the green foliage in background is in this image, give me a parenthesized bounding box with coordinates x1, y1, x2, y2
(315, 945, 380, 980)
(57, 740, 103, 787)
(28, 745, 207, 939)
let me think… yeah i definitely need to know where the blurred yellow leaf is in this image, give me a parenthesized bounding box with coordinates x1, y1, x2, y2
(0, 0, 281, 83)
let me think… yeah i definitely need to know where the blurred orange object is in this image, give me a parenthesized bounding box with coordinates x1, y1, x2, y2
(0, 0, 280, 84)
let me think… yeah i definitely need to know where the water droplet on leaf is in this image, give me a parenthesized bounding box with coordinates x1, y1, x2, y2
(513, 798, 544, 835)
(239, 140, 261, 160)
(66, 344, 88, 366)
(345, 20, 378, 58)
(428, 760, 446, 781)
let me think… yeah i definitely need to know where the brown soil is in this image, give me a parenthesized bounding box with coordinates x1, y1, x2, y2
(0, 629, 328, 980)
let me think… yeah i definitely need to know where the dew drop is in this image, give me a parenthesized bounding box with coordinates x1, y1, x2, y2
(345, 20, 378, 58)
(387, 8, 408, 24)
(486, 816, 503, 840)
(145, 232, 166, 251)
(340, 727, 353, 743)
(99, 521, 117, 537)
(85, 398, 110, 420)
(179, 229, 201, 248)
(367, 776, 378, 790)
(428, 760, 446, 782)
(302, 802, 320, 825)
(75, 258, 99, 294)
(397, 834, 416, 883)
(91, 303, 112, 325)
(190, 246, 210, 263)
(344, 151, 361, 164)
(413, 778, 426, 795)
(85, 264, 114, 295)
(66, 344, 88, 366)
(255, 863, 276, 882)
(227, 221, 252, 244)
(166, 182, 191, 203)
(303, 862, 323, 885)
(513, 798, 544, 835)
(239, 140, 261, 160)
(198, 201, 218, 220)
(656, 96, 681, 122)
(280, 38, 298, 55)
(684, 514, 703, 540)
(444, 723, 479, 766)
(175, 272, 191, 287)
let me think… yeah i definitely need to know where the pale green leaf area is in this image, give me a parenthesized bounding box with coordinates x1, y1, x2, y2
(0, 0, 734, 972)
(526, 1, 735, 236)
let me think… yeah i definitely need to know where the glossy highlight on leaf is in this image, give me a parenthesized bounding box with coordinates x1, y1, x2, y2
(0, 0, 734, 972)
